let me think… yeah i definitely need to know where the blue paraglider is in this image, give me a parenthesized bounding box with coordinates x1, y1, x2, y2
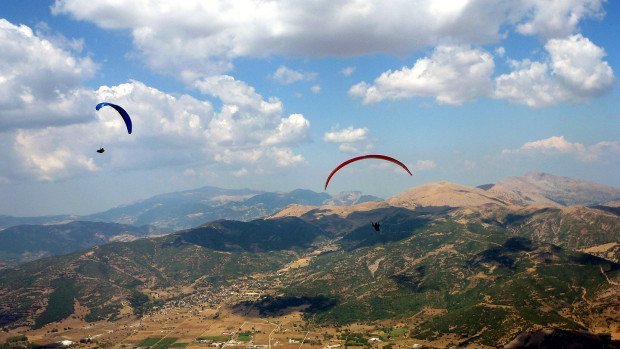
(95, 102, 132, 134)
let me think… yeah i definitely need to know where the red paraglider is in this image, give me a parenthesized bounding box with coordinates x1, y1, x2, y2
(324, 154, 412, 190)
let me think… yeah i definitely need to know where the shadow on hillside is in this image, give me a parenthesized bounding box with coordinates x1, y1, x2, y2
(299, 205, 453, 237)
(467, 237, 535, 270)
(390, 265, 427, 292)
(590, 205, 620, 217)
(481, 207, 560, 227)
(506, 328, 619, 349)
(231, 295, 338, 317)
(468, 236, 620, 272)
(340, 209, 434, 250)
(163, 217, 326, 252)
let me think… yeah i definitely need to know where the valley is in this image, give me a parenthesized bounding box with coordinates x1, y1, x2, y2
(0, 257, 512, 349)
(1, 173, 619, 348)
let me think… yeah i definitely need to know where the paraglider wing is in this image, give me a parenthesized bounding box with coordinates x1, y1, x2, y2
(324, 154, 412, 190)
(95, 102, 132, 134)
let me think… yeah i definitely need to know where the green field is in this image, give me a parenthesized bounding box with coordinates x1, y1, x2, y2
(389, 327, 408, 338)
(137, 337, 162, 346)
(152, 338, 179, 349)
(238, 331, 253, 342)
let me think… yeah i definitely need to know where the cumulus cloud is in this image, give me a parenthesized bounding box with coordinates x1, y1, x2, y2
(494, 34, 613, 107)
(272, 66, 317, 85)
(0, 19, 97, 130)
(324, 126, 368, 143)
(49, 0, 613, 109)
(52, 0, 606, 80)
(515, 0, 604, 39)
(350, 45, 494, 105)
(263, 114, 311, 145)
(6, 79, 310, 182)
(502, 135, 620, 161)
(323, 126, 372, 153)
(350, 33, 614, 108)
(310, 85, 321, 94)
(14, 127, 99, 181)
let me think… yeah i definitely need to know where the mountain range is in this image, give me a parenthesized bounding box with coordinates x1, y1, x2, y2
(0, 188, 383, 233)
(0, 188, 381, 267)
(0, 221, 153, 265)
(0, 172, 618, 346)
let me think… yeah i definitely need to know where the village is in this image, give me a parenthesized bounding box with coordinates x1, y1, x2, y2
(0, 273, 465, 349)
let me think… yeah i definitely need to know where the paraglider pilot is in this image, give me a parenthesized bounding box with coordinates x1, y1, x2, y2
(371, 222, 381, 232)
(97, 147, 105, 153)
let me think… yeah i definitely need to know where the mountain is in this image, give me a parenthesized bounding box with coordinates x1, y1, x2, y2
(484, 172, 620, 207)
(0, 221, 152, 265)
(0, 217, 325, 328)
(278, 220, 618, 346)
(82, 186, 262, 231)
(503, 205, 620, 262)
(82, 187, 377, 231)
(0, 214, 74, 231)
(0, 175, 618, 346)
(323, 191, 383, 206)
(386, 181, 511, 209)
(0, 188, 376, 266)
(174, 217, 327, 252)
(275, 179, 620, 261)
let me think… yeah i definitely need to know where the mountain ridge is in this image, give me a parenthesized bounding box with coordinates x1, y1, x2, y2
(0, 174, 618, 345)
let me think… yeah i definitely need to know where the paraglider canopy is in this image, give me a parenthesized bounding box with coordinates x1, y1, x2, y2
(324, 154, 412, 190)
(95, 102, 132, 134)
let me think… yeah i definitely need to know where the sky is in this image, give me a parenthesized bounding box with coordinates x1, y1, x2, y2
(0, 0, 618, 216)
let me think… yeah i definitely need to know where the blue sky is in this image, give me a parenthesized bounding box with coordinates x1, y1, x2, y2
(0, 0, 618, 216)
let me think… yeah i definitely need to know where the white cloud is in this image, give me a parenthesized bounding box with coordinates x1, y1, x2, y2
(341, 66, 356, 77)
(52, 0, 606, 80)
(263, 114, 311, 145)
(413, 160, 437, 171)
(494, 34, 613, 107)
(192, 75, 310, 148)
(270, 147, 305, 167)
(350, 45, 494, 105)
(515, 0, 604, 39)
(272, 66, 317, 85)
(0, 19, 97, 130)
(310, 85, 321, 94)
(49, 1, 612, 110)
(502, 135, 620, 161)
(14, 127, 99, 181)
(6, 79, 310, 182)
(324, 126, 372, 154)
(324, 127, 369, 143)
(337, 143, 360, 153)
(546, 34, 613, 94)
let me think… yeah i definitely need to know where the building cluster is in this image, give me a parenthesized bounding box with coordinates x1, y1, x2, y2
(146, 276, 278, 316)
